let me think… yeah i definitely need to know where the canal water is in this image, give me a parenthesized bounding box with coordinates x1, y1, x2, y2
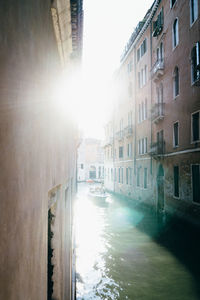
(75, 183, 200, 300)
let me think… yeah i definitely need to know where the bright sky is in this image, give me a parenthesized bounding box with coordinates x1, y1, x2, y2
(78, 0, 154, 139)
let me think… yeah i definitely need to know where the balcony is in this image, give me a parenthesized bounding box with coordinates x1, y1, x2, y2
(124, 125, 133, 137)
(149, 141, 165, 157)
(115, 130, 124, 141)
(151, 59, 164, 81)
(151, 103, 165, 123)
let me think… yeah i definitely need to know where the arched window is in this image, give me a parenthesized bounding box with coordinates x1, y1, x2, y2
(170, 0, 177, 8)
(173, 67, 179, 97)
(160, 83, 163, 103)
(160, 42, 163, 61)
(191, 42, 200, 84)
(173, 19, 179, 48)
(190, 0, 198, 25)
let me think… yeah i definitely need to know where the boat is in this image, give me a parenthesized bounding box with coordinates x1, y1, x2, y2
(88, 186, 109, 200)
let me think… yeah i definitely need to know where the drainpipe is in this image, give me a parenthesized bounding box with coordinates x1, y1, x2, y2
(150, 20, 153, 177)
(134, 45, 137, 176)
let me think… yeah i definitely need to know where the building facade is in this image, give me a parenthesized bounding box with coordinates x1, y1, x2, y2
(77, 138, 104, 182)
(104, 0, 200, 224)
(0, 1, 83, 299)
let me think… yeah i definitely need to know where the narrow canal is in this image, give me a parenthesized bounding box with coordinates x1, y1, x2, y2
(75, 183, 200, 300)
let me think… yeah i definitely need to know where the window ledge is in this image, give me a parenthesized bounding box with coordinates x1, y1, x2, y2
(191, 140, 200, 144)
(173, 94, 179, 100)
(173, 195, 180, 199)
(172, 43, 179, 52)
(190, 18, 198, 28)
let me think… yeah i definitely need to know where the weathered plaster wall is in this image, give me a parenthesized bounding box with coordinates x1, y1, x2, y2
(0, 1, 78, 299)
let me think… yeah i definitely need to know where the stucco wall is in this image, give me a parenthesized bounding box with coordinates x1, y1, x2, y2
(0, 1, 78, 299)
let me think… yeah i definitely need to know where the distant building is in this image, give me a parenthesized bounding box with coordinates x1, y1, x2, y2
(78, 138, 104, 182)
(104, 0, 200, 224)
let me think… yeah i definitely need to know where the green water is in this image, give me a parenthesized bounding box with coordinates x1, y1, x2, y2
(75, 183, 200, 300)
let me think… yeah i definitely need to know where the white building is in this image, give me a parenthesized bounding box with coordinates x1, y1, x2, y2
(77, 138, 104, 182)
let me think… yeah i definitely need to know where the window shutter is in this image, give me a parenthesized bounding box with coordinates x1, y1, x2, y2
(196, 42, 200, 66)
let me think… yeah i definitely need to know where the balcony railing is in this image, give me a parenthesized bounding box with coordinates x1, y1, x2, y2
(124, 125, 133, 137)
(151, 59, 164, 80)
(115, 130, 124, 141)
(149, 140, 165, 157)
(151, 103, 165, 123)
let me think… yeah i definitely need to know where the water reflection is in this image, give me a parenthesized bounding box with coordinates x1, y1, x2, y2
(75, 183, 200, 300)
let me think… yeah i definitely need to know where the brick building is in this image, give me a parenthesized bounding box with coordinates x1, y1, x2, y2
(104, 0, 200, 224)
(0, 0, 83, 299)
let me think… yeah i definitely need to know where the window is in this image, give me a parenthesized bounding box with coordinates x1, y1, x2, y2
(121, 168, 124, 184)
(119, 146, 123, 158)
(153, 8, 164, 37)
(144, 65, 147, 84)
(98, 166, 101, 178)
(144, 137, 147, 153)
(173, 19, 179, 48)
(137, 38, 147, 62)
(127, 143, 132, 157)
(174, 166, 179, 197)
(173, 66, 179, 97)
(138, 66, 147, 88)
(190, 0, 198, 25)
(157, 130, 165, 154)
(192, 111, 200, 141)
(138, 138, 147, 154)
(127, 60, 133, 73)
(138, 104, 141, 123)
(173, 122, 179, 147)
(126, 168, 129, 184)
(192, 165, 200, 203)
(139, 100, 147, 123)
(138, 72, 141, 88)
(137, 168, 140, 187)
(157, 42, 164, 62)
(144, 168, 148, 189)
(137, 48, 140, 62)
(170, 0, 177, 8)
(111, 168, 113, 181)
(118, 168, 120, 183)
(81, 164, 84, 169)
(141, 38, 147, 56)
(145, 98, 148, 119)
(129, 168, 133, 185)
(191, 42, 200, 84)
(114, 168, 116, 181)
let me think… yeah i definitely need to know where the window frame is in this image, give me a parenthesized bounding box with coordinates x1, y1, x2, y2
(191, 164, 200, 204)
(172, 18, 179, 50)
(173, 165, 180, 198)
(190, 0, 198, 26)
(170, 0, 177, 9)
(173, 121, 179, 148)
(144, 168, 148, 189)
(191, 110, 200, 143)
(173, 66, 179, 98)
(191, 42, 200, 85)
